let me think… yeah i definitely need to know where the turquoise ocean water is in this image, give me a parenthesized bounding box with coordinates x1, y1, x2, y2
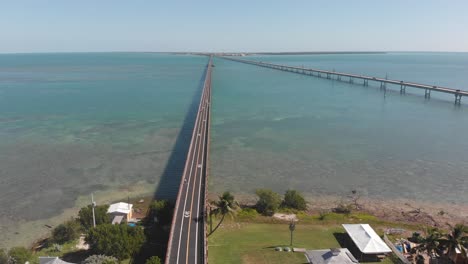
(0, 53, 207, 246)
(210, 53, 468, 204)
(0, 52, 467, 246)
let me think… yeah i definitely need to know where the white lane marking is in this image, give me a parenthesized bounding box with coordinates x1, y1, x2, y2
(195, 94, 209, 263)
(186, 107, 208, 263)
(178, 86, 209, 263)
(176, 98, 205, 264)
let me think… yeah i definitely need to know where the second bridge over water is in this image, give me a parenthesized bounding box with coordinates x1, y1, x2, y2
(221, 56, 468, 105)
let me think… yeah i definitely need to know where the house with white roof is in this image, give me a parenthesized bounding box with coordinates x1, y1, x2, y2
(107, 202, 133, 224)
(342, 224, 392, 256)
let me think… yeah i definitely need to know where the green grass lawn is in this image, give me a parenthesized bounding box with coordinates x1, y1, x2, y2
(208, 221, 398, 264)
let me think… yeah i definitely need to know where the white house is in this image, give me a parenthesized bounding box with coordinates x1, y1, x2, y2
(342, 224, 392, 255)
(107, 202, 133, 224)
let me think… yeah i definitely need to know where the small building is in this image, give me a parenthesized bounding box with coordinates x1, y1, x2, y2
(305, 248, 359, 264)
(39, 257, 75, 264)
(342, 224, 392, 257)
(107, 202, 133, 224)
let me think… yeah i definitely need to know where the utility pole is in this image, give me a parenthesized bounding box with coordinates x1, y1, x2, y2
(289, 220, 296, 246)
(91, 193, 96, 228)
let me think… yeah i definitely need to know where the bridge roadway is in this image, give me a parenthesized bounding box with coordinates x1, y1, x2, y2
(221, 56, 467, 104)
(165, 56, 212, 264)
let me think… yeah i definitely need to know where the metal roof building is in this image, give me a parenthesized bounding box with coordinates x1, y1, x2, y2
(342, 224, 392, 254)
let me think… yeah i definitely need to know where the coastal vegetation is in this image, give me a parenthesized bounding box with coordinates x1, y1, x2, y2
(145, 256, 162, 264)
(85, 224, 145, 260)
(0, 247, 33, 264)
(0, 196, 171, 264)
(51, 220, 81, 245)
(254, 189, 282, 216)
(207, 189, 468, 264)
(209, 191, 238, 236)
(281, 189, 307, 211)
(78, 205, 111, 230)
(413, 224, 468, 262)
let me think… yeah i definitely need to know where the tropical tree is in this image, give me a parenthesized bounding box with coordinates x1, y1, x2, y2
(208, 192, 237, 236)
(282, 190, 307, 211)
(416, 227, 444, 256)
(255, 189, 281, 216)
(52, 220, 81, 244)
(439, 223, 468, 257)
(78, 204, 110, 230)
(85, 224, 145, 260)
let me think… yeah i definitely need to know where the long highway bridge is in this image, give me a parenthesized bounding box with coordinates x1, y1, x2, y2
(221, 56, 467, 105)
(165, 56, 212, 264)
(164, 54, 466, 264)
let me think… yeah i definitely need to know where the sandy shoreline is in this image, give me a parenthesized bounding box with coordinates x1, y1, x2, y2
(4, 188, 466, 249)
(208, 192, 468, 228)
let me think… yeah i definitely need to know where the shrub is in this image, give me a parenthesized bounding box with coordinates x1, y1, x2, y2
(145, 256, 162, 264)
(82, 254, 118, 264)
(237, 208, 259, 220)
(52, 220, 81, 244)
(255, 189, 282, 216)
(86, 224, 145, 260)
(8, 247, 32, 264)
(78, 205, 110, 230)
(282, 190, 307, 211)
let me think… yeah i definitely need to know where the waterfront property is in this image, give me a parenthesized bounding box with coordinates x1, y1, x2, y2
(107, 202, 133, 224)
(342, 224, 392, 259)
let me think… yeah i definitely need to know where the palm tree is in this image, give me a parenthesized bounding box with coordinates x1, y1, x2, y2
(416, 227, 444, 257)
(440, 224, 468, 258)
(208, 192, 237, 236)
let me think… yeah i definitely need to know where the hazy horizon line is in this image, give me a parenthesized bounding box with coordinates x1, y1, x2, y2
(1, 50, 468, 55)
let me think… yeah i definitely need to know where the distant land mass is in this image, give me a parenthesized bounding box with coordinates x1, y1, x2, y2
(177, 51, 387, 56)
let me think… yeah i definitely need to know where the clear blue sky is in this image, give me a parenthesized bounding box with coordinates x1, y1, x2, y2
(1, 0, 467, 53)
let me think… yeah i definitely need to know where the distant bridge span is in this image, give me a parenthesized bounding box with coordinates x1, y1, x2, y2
(221, 56, 467, 105)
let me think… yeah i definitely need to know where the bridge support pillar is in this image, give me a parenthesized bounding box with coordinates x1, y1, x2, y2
(425, 89, 431, 99)
(318, 73, 321, 78)
(327, 73, 331, 79)
(337, 76, 341, 81)
(400, 84, 406, 94)
(380, 82, 386, 90)
(455, 94, 462, 105)
(349, 77, 354, 84)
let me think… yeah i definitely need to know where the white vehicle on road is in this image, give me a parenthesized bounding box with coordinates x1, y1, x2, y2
(184, 211, 190, 218)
